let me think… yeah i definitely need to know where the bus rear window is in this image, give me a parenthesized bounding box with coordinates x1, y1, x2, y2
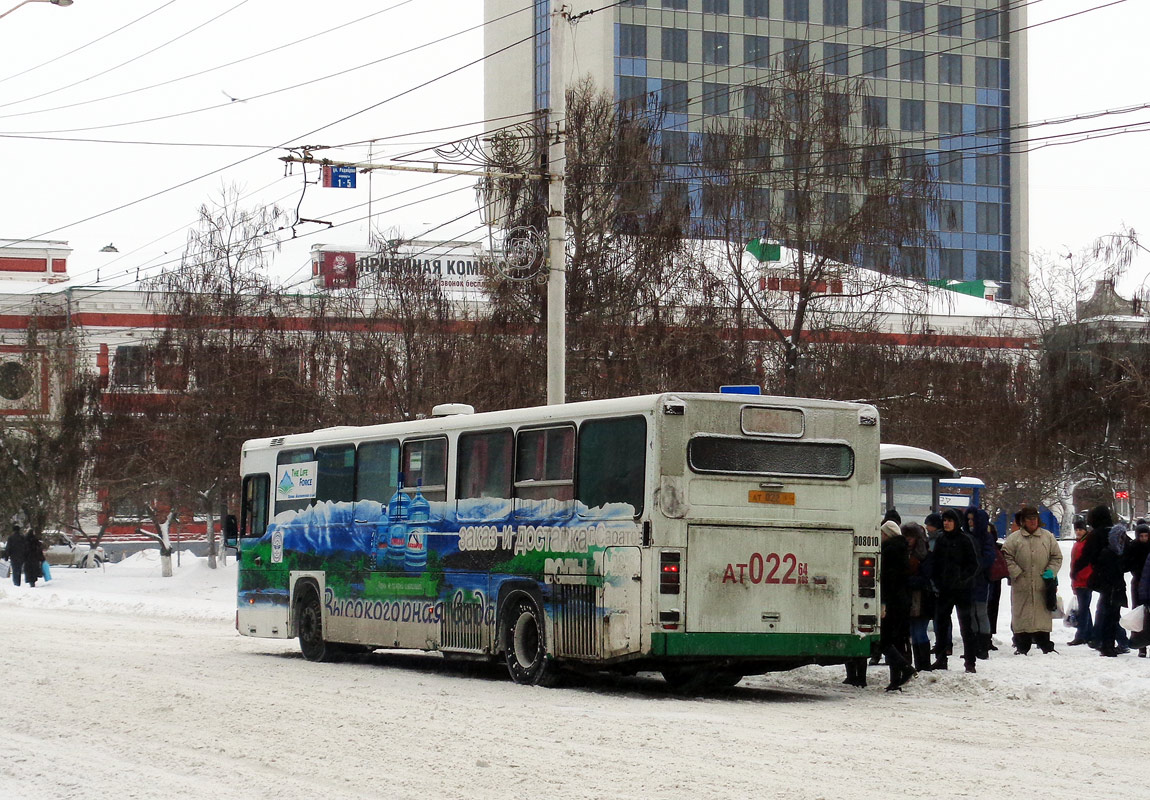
(688, 436, 854, 479)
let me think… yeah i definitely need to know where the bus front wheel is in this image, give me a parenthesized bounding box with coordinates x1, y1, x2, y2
(502, 597, 558, 686)
(295, 584, 337, 662)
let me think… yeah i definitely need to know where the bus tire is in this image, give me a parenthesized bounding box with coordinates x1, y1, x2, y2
(295, 584, 337, 663)
(502, 596, 557, 686)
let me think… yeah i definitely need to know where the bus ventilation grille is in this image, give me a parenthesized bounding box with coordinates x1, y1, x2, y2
(554, 584, 599, 659)
(440, 603, 491, 653)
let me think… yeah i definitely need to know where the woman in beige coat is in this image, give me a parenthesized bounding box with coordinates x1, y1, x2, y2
(1002, 506, 1063, 654)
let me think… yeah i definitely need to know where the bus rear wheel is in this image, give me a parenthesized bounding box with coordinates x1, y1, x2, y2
(502, 597, 557, 686)
(295, 584, 337, 662)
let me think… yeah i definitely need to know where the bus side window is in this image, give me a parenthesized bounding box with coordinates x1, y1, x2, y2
(458, 430, 513, 499)
(403, 438, 448, 501)
(356, 440, 399, 502)
(316, 444, 355, 504)
(515, 426, 575, 501)
(578, 416, 646, 516)
(241, 474, 270, 539)
(274, 448, 315, 516)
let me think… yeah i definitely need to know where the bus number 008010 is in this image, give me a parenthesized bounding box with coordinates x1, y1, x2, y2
(854, 535, 880, 548)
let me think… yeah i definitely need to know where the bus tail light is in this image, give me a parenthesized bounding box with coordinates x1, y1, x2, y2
(857, 614, 878, 632)
(858, 556, 876, 597)
(660, 551, 681, 595)
(659, 610, 681, 630)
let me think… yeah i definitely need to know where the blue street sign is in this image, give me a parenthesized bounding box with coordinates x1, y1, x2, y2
(323, 165, 357, 189)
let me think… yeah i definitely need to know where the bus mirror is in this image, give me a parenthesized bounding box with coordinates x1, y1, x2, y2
(224, 515, 239, 549)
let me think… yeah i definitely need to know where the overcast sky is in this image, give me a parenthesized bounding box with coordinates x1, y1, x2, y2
(0, 0, 1145, 298)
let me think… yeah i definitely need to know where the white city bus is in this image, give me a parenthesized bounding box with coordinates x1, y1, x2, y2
(229, 392, 882, 688)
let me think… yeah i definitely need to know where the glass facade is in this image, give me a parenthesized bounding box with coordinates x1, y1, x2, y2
(527, 0, 1019, 297)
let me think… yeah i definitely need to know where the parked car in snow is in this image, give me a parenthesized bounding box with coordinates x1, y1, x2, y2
(44, 532, 106, 568)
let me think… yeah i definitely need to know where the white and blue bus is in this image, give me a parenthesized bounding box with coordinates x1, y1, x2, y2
(229, 393, 883, 688)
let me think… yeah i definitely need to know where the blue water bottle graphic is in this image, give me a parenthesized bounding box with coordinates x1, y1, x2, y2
(387, 472, 410, 570)
(406, 480, 430, 572)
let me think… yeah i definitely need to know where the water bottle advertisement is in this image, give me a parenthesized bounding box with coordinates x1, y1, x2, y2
(237, 489, 642, 628)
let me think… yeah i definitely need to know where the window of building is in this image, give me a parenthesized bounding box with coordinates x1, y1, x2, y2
(939, 53, 962, 85)
(862, 46, 886, 77)
(976, 250, 1003, 281)
(938, 151, 964, 183)
(516, 426, 575, 502)
(702, 0, 729, 12)
(863, 0, 886, 29)
(619, 24, 647, 58)
(899, 1, 924, 32)
(975, 153, 1001, 185)
(661, 130, 690, 163)
(938, 5, 963, 36)
(703, 31, 729, 65)
(975, 57, 1001, 89)
(662, 28, 687, 63)
(940, 200, 963, 232)
(662, 0, 687, 9)
(745, 0, 769, 17)
(901, 99, 925, 131)
(783, 189, 810, 222)
(783, 137, 811, 168)
(901, 148, 929, 180)
(975, 7, 1000, 39)
(112, 345, 150, 387)
(782, 39, 809, 70)
(939, 102, 963, 134)
(863, 145, 891, 177)
(863, 96, 888, 128)
(824, 192, 850, 224)
(744, 85, 769, 118)
(824, 42, 848, 75)
(823, 0, 848, 26)
(940, 248, 964, 280)
(975, 106, 1003, 135)
(784, 0, 809, 21)
(784, 91, 810, 123)
(745, 34, 769, 67)
(900, 246, 926, 276)
(824, 91, 850, 127)
(702, 82, 730, 115)
(900, 49, 924, 81)
(746, 186, 771, 221)
(457, 430, 513, 500)
(976, 202, 1001, 234)
(619, 76, 647, 109)
(662, 79, 689, 113)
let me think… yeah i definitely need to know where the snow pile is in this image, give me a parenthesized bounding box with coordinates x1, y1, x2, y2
(0, 549, 237, 623)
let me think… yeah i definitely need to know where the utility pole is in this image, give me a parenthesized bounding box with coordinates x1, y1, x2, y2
(546, 3, 568, 406)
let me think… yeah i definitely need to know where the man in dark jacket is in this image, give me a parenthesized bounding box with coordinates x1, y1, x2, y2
(1077, 506, 1130, 652)
(1092, 522, 1130, 657)
(880, 520, 916, 690)
(931, 508, 981, 672)
(2, 523, 27, 587)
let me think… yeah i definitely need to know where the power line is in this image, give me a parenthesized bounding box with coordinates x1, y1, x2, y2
(0, 0, 180, 88)
(0, 1, 536, 136)
(0, 0, 420, 119)
(0, 0, 257, 112)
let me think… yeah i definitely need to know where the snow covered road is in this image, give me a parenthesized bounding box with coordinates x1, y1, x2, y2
(1, 552, 1147, 799)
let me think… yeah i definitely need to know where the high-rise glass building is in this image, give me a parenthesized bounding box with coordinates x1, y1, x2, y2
(484, 0, 1027, 301)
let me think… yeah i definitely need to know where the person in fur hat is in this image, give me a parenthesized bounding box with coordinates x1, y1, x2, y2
(1002, 506, 1062, 654)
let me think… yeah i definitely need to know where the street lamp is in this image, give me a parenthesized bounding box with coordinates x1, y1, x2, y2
(0, 0, 73, 21)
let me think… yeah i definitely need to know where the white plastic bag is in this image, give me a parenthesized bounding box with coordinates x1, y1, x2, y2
(0, 558, 9, 579)
(1120, 604, 1147, 633)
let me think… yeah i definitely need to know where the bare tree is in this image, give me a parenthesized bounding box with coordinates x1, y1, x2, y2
(693, 60, 938, 395)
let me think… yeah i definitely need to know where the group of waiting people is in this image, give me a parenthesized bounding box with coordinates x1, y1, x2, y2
(1, 523, 46, 587)
(849, 505, 1063, 691)
(1068, 506, 1150, 657)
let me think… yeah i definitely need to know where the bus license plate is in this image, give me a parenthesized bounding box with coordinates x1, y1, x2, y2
(748, 490, 795, 506)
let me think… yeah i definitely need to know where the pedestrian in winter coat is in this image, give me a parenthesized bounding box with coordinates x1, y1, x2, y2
(22, 529, 44, 588)
(880, 520, 916, 691)
(2, 523, 27, 587)
(903, 522, 935, 672)
(1092, 522, 1131, 657)
(1068, 518, 1094, 646)
(1002, 505, 1063, 654)
(931, 508, 981, 672)
(924, 512, 944, 552)
(966, 508, 999, 660)
(1129, 524, 1150, 657)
